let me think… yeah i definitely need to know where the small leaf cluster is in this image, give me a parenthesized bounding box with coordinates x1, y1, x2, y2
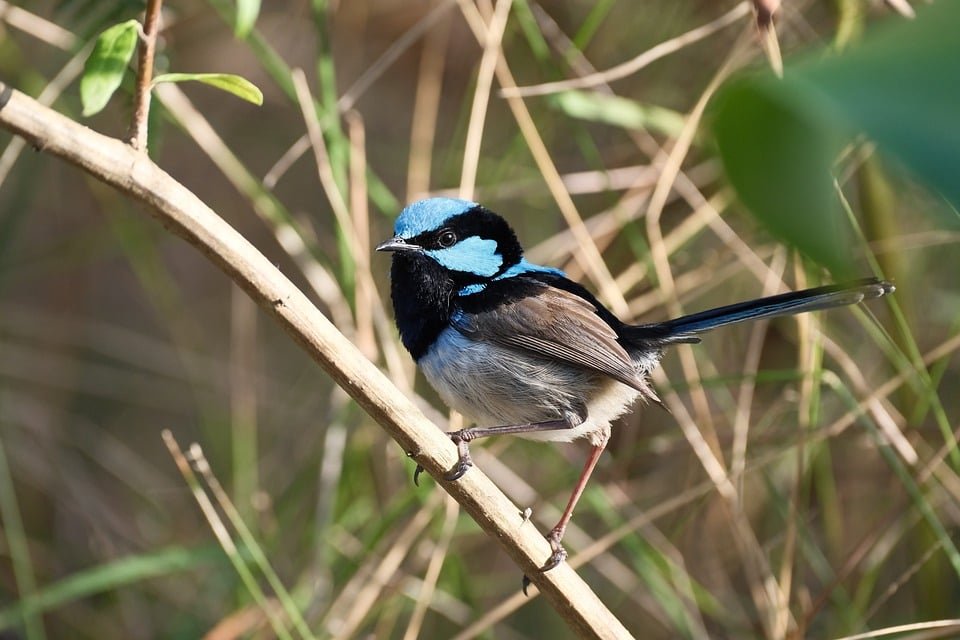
(80, 5, 264, 118)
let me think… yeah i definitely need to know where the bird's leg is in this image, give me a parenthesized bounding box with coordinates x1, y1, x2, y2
(444, 417, 579, 481)
(542, 434, 609, 572)
(414, 412, 582, 484)
(521, 434, 609, 594)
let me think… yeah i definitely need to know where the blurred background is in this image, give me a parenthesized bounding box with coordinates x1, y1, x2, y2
(1, 1, 958, 638)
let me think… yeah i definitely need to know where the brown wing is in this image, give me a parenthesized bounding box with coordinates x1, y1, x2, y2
(451, 286, 646, 391)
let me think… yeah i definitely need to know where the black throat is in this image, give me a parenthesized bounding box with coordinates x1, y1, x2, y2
(389, 253, 457, 360)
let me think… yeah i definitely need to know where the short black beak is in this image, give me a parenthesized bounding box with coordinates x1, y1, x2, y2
(375, 237, 421, 253)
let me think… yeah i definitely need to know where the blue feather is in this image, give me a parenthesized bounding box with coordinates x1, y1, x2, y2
(458, 258, 565, 296)
(426, 236, 503, 276)
(499, 258, 565, 280)
(395, 197, 476, 237)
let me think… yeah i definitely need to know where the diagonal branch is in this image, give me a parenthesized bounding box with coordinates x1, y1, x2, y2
(0, 82, 633, 640)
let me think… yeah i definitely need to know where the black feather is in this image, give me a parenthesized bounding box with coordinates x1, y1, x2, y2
(390, 253, 456, 360)
(624, 277, 893, 346)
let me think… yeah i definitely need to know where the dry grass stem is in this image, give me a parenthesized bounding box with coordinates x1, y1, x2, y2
(834, 619, 960, 640)
(644, 31, 754, 472)
(347, 111, 377, 360)
(162, 431, 295, 640)
(456, 0, 629, 316)
(337, 0, 456, 113)
(458, 0, 513, 199)
(153, 82, 355, 331)
(0, 0, 76, 48)
(324, 495, 439, 637)
(188, 443, 315, 639)
(263, 134, 311, 190)
(884, 0, 916, 19)
(731, 249, 787, 484)
(402, 495, 459, 640)
(406, 6, 451, 200)
(502, 2, 751, 97)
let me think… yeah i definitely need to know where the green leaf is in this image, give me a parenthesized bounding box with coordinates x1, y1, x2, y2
(793, 3, 960, 211)
(712, 75, 854, 275)
(152, 72, 264, 105)
(80, 19, 140, 117)
(235, 0, 261, 38)
(711, 2, 960, 274)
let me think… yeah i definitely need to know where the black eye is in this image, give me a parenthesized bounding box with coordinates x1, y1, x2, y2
(437, 229, 457, 248)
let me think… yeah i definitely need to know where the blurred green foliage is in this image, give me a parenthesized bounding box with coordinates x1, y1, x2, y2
(712, 1, 960, 275)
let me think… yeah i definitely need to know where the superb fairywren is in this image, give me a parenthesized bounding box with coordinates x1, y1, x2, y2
(377, 197, 893, 574)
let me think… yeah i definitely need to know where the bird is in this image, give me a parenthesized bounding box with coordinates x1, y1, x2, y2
(376, 196, 893, 575)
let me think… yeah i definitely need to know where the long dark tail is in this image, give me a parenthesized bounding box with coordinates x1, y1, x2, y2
(623, 278, 893, 346)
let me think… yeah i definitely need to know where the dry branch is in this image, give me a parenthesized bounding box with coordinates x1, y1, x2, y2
(0, 82, 633, 640)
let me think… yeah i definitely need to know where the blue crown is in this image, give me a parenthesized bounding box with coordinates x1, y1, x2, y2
(395, 198, 477, 238)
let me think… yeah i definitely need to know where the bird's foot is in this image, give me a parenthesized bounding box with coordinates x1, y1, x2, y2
(520, 526, 569, 595)
(542, 530, 568, 573)
(521, 552, 567, 596)
(412, 430, 474, 485)
(444, 430, 474, 481)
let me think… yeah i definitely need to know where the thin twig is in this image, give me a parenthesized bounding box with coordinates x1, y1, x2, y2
(152, 82, 355, 333)
(833, 619, 960, 640)
(337, 0, 456, 112)
(501, 3, 751, 98)
(130, 0, 163, 150)
(456, 0, 629, 316)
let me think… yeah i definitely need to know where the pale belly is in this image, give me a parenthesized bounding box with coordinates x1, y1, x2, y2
(418, 327, 661, 445)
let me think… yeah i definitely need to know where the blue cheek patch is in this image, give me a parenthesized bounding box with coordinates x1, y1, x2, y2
(395, 198, 477, 237)
(427, 236, 503, 276)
